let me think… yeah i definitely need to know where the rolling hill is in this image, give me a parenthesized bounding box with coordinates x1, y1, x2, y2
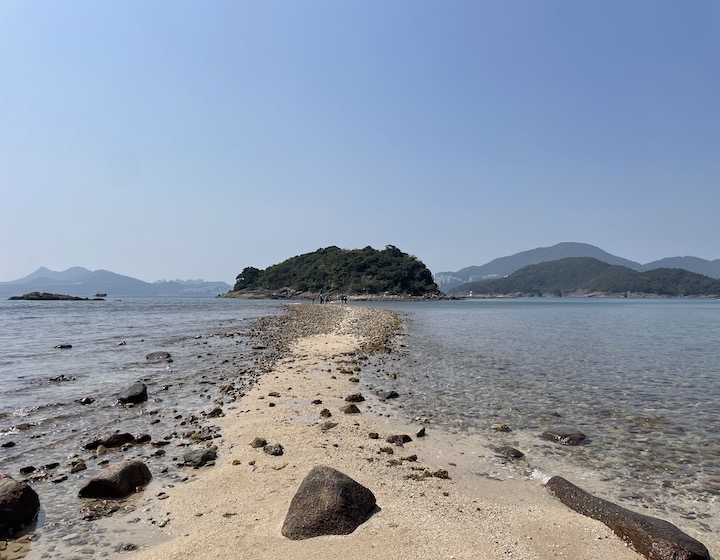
(447, 257, 720, 297)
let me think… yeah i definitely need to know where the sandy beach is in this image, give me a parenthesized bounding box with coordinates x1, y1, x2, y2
(126, 304, 647, 560)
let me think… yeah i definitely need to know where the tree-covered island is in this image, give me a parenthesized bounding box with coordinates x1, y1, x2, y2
(226, 245, 442, 299)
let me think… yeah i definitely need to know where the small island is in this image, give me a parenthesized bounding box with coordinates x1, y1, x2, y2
(224, 245, 445, 300)
(8, 292, 106, 301)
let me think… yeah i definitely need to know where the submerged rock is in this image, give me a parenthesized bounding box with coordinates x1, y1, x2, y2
(546, 476, 710, 560)
(78, 460, 151, 499)
(540, 426, 586, 445)
(282, 466, 376, 540)
(0, 474, 40, 536)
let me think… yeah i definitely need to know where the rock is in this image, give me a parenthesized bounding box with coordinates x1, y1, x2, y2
(48, 374, 76, 382)
(546, 476, 710, 560)
(1, 441, 15, 448)
(183, 447, 218, 467)
(379, 390, 399, 400)
(54, 344, 73, 349)
(78, 397, 94, 405)
(320, 408, 332, 418)
(320, 422, 338, 432)
(78, 460, 152, 499)
(207, 406, 224, 418)
(494, 446, 524, 458)
(341, 404, 361, 414)
(281, 465, 376, 540)
(368, 432, 379, 439)
(84, 433, 135, 450)
(135, 433, 152, 444)
(386, 434, 412, 446)
(70, 461, 87, 473)
(311, 399, 323, 405)
(263, 443, 284, 456)
(250, 437, 267, 448)
(0, 475, 40, 536)
(345, 393, 365, 403)
(146, 351, 171, 361)
(416, 427, 426, 438)
(491, 423, 511, 432)
(540, 426, 586, 445)
(118, 382, 148, 404)
(19, 466, 35, 475)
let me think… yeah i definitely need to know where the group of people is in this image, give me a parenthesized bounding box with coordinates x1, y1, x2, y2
(315, 293, 348, 304)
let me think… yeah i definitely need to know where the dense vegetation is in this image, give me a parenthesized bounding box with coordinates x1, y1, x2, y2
(448, 257, 720, 297)
(233, 245, 440, 296)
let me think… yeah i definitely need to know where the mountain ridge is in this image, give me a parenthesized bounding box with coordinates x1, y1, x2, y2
(435, 242, 720, 291)
(1, 267, 231, 298)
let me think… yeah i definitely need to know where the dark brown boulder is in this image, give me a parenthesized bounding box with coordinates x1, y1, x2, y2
(118, 382, 148, 404)
(78, 460, 151, 498)
(540, 426, 586, 445)
(281, 466, 376, 540)
(0, 475, 40, 536)
(546, 476, 710, 560)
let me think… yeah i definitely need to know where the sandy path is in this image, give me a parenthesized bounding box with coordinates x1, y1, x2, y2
(130, 305, 643, 560)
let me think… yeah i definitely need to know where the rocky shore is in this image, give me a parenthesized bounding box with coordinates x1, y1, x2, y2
(117, 304, 711, 560)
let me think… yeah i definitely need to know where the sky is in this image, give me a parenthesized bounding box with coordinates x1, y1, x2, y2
(1, 1, 718, 284)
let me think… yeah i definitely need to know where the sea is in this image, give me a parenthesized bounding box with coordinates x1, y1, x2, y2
(1, 297, 719, 557)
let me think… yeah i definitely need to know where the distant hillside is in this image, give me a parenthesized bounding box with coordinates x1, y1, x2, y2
(231, 245, 440, 296)
(435, 242, 720, 292)
(642, 256, 720, 278)
(1, 267, 231, 298)
(448, 257, 720, 297)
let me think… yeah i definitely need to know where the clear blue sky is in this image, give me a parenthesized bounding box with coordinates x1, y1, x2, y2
(2, 1, 718, 283)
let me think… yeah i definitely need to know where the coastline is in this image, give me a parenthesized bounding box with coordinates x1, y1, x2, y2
(126, 304, 649, 560)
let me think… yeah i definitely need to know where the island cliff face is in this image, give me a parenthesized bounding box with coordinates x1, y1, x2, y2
(230, 245, 441, 297)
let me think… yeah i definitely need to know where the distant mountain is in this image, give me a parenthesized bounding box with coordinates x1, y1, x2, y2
(447, 257, 720, 297)
(642, 256, 720, 278)
(434, 243, 642, 291)
(435, 242, 720, 292)
(1, 267, 232, 298)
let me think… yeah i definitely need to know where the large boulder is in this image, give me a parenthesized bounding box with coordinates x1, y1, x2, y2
(546, 476, 710, 560)
(0, 475, 40, 536)
(118, 382, 148, 404)
(281, 466, 376, 540)
(78, 460, 152, 499)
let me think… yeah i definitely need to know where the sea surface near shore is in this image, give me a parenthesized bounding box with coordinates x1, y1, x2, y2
(1, 298, 718, 559)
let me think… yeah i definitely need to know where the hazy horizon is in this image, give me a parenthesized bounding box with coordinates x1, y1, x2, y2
(2, 1, 718, 284)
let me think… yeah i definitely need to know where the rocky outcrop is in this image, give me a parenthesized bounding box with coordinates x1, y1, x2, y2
(8, 292, 95, 301)
(281, 466, 376, 540)
(546, 476, 710, 560)
(118, 382, 148, 404)
(78, 460, 152, 499)
(0, 475, 40, 536)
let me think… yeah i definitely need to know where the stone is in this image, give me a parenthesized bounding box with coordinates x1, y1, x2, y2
(0, 475, 40, 536)
(320, 422, 338, 432)
(386, 434, 412, 446)
(540, 426, 586, 445)
(494, 446, 525, 458)
(84, 433, 135, 450)
(79, 397, 94, 405)
(250, 437, 267, 448)
(78, 460, 152, 499)
(416, 427, 426, 438)
(146, 351, 171, 361)
(281, 466, 376, 540)
(379, 390, 399, 400)
(491, 423, 511, 432)
(118, 382, 148, 404)
(263, 443, 284, 456)
(546, 476, 710, 560)
(345, 393, 365, 403)
(183, 447, 218, 467)
(341, 404, 361, 414)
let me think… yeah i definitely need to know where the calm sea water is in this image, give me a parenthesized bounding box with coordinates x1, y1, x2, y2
(365, 297, 720, 544)
(1, 297, 718, 554)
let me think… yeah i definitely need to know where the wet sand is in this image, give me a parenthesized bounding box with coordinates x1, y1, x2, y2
(122, 304, 650, 560)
